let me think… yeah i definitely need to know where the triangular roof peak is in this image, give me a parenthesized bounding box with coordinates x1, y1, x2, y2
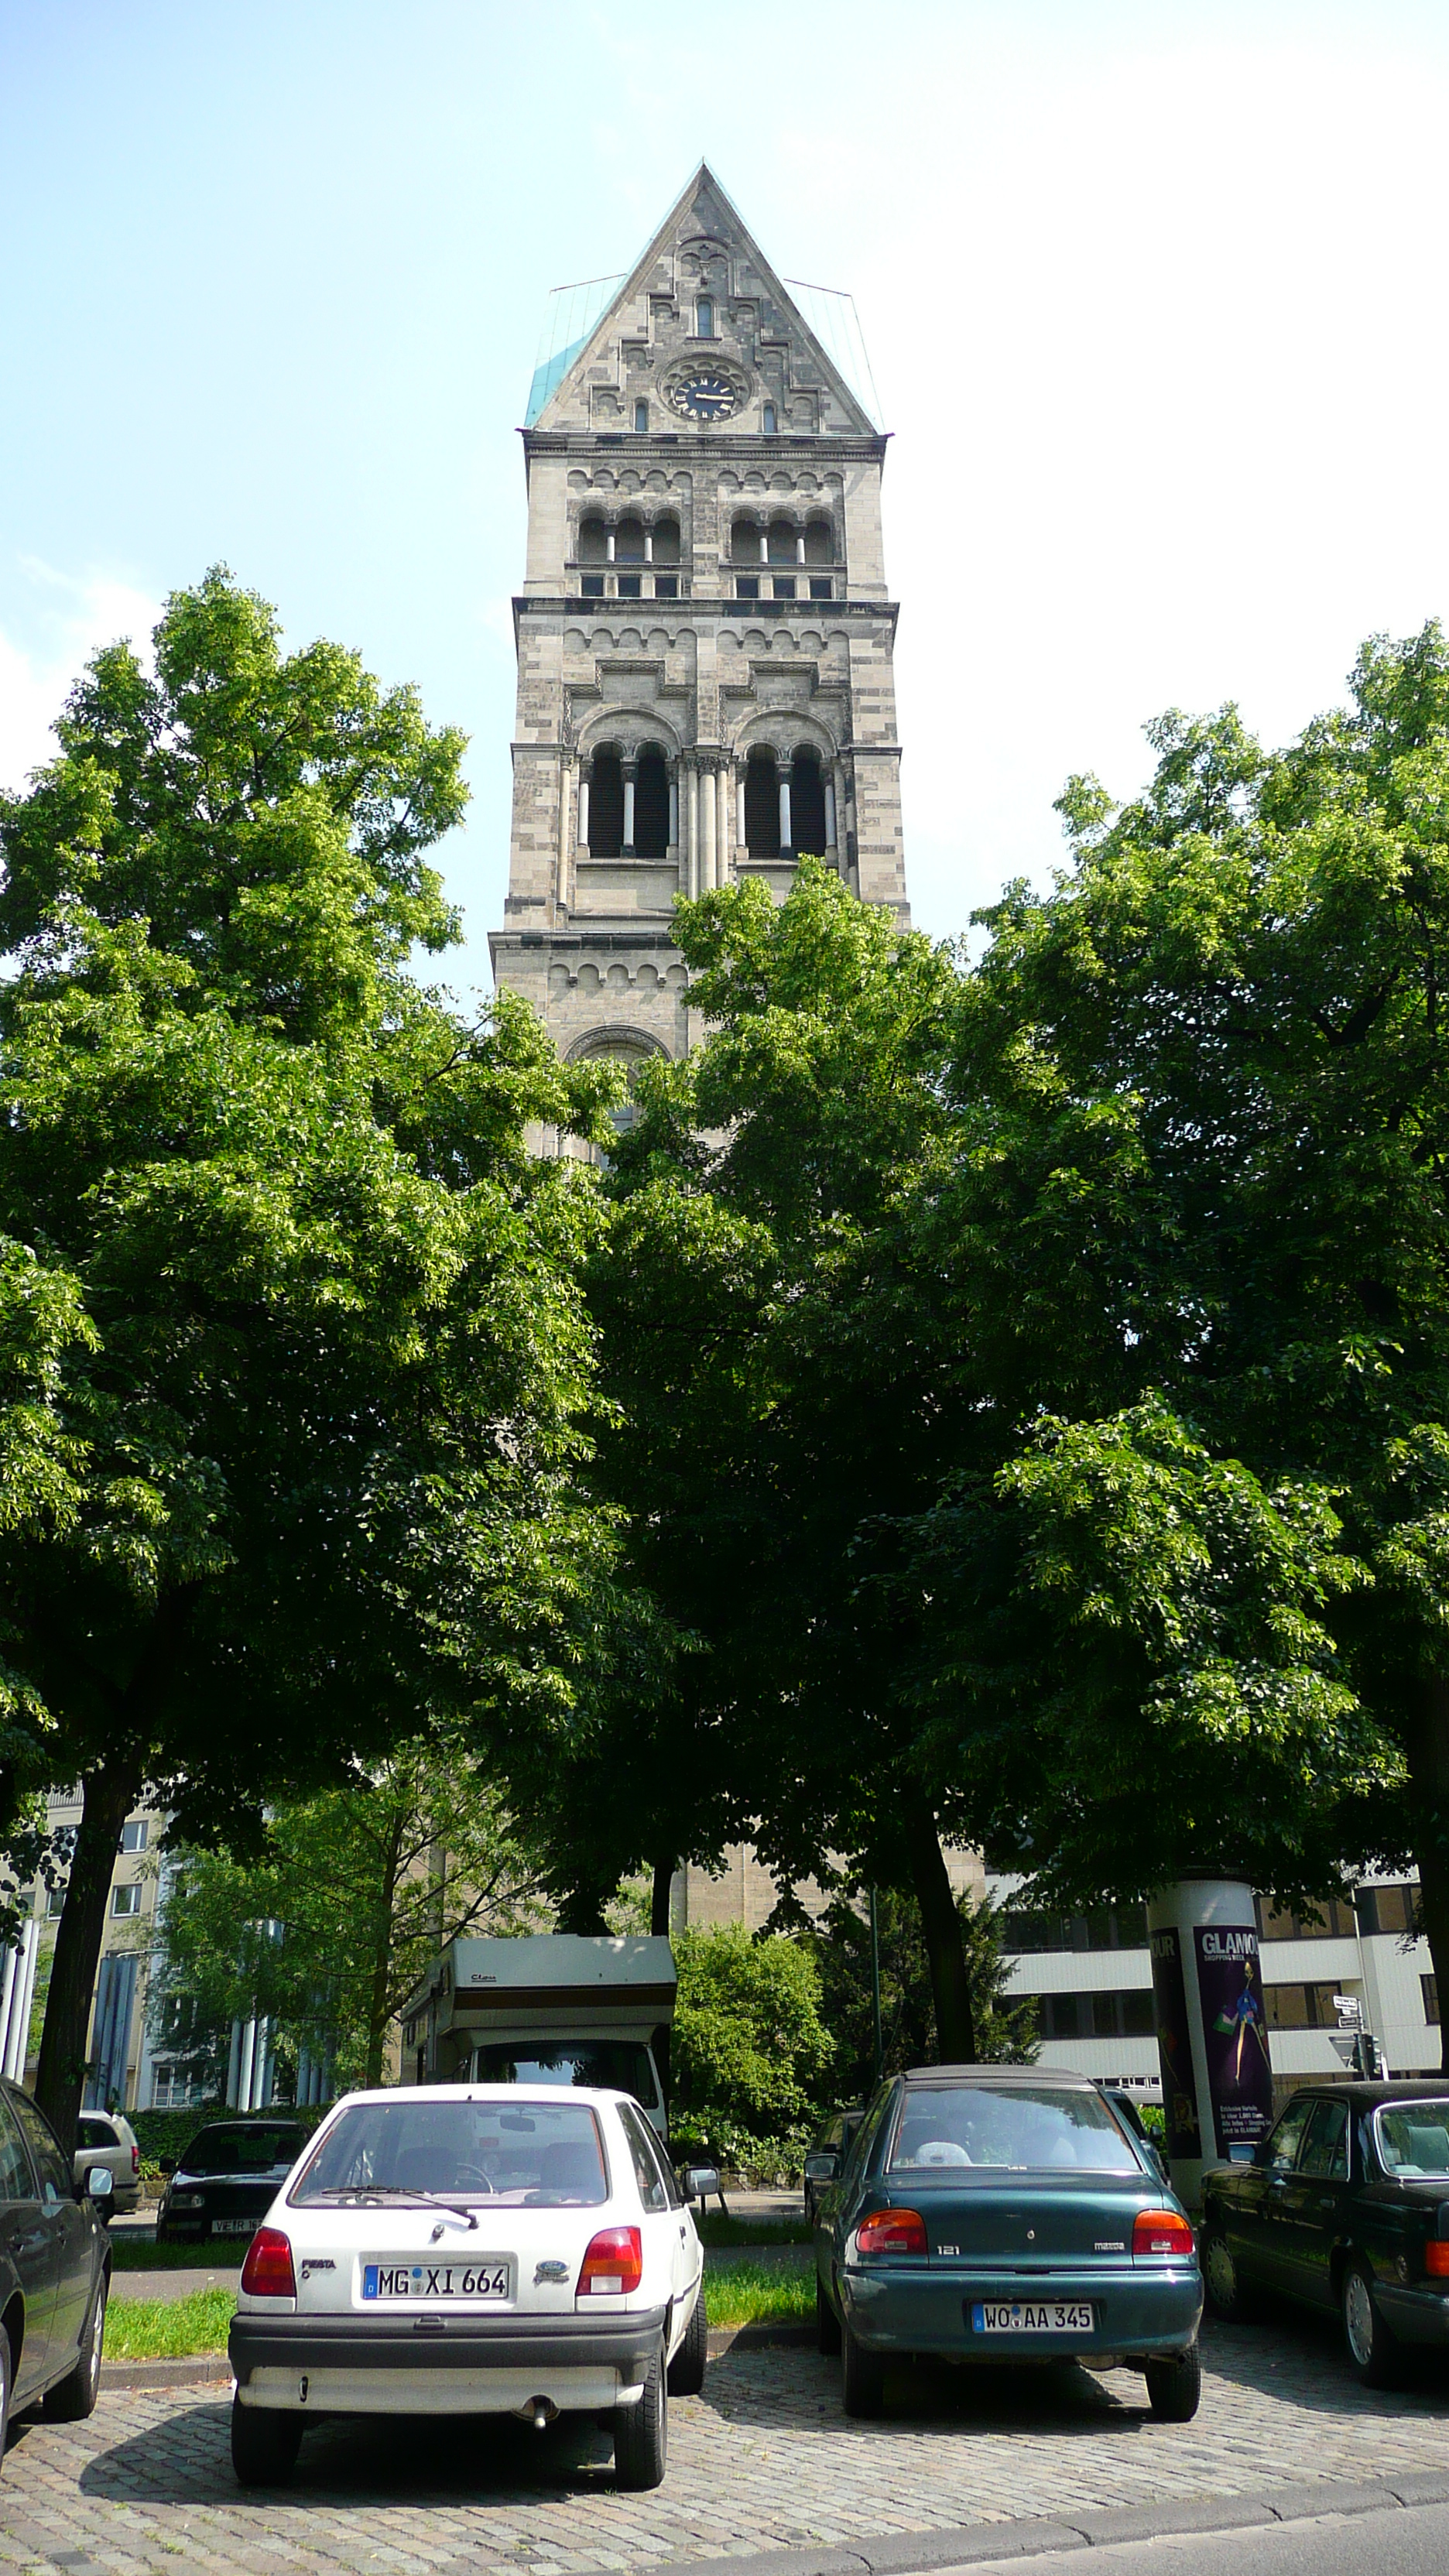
(526, 166, 881, 438)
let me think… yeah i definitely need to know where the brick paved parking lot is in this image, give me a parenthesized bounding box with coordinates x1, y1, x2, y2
(2, 2316, 1447, 2576)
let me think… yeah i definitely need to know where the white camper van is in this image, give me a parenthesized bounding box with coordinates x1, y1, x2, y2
(401, 1934, 677, 2144)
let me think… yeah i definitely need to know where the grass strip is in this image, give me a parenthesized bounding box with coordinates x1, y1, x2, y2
(703, 2259, 813, 2331)
(697, 2213, 810, 2249)
(106, 2287, 237, 2362)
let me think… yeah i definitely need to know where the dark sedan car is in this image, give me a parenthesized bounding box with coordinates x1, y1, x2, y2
(1202, 2078, 1449, 2385)
(156, 2119, 307, 2245)
(813, 2065, 1202, 2421)
(0, 2078, 113, 2468)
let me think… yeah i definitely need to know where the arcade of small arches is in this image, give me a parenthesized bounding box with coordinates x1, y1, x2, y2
(575, 738, 839, 878)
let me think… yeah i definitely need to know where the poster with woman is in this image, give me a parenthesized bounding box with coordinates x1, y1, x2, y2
(1193, 1923, 1273, 2157)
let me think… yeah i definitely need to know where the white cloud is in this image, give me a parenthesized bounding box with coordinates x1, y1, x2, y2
(0, 564, 161, 797)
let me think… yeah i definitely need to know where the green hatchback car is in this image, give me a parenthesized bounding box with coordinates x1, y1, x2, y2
(812, 2066, 1202, 2420)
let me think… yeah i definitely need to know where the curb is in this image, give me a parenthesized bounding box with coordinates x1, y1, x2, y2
(648, 2475, 1449, 2576)
(101, 2357, 230, 2391)
(707, 2322, 815, 2358)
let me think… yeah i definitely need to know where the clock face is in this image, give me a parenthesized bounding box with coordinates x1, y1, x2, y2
(666, 371, 743, 423)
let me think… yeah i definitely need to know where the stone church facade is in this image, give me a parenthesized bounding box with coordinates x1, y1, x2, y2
(494, 169, 927, 1930)
(490, 163, 909, 1084)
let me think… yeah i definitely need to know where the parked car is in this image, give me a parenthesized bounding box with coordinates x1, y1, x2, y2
(803, 2109, 862, 2221)
(228, 2084, 711, 2490)
(73, 2110, 141, 2217)
(1201, 2078, 1449, 2384)
(156, 2118, 308, 2245)
(812, 2065, 1203, 2421)
(1097, 2088, 1168, 2181)
(0, 2078, 114, 2468)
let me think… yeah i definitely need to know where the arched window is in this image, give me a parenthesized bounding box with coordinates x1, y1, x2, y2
(767, 516, 796, 564)
(578, 516, 608, 565)
(803, 519, 834, 564)
(634, 749, 670, 858)
(588, 752, 625, 858)
(615, 516, 645, 563)
(652, 515, 681, 565)
(696, 296, 714, 337)
(745, 750, 781, 859)
(790, 749, 827, 856)
(762, 402, 777, 434)
(634, 399, 649, 433)
(731, 516, 760, 566)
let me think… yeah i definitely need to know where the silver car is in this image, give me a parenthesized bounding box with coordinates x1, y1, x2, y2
(72, 2111, 141, 2216)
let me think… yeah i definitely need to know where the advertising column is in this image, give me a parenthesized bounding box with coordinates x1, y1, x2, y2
(1147, 1879, 1274, 2204)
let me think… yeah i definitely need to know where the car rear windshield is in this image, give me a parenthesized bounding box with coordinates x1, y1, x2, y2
(1375, 2102, 1449, 2177)
(471, 2043, 658, 2111)
(888, 2084, 1140, 2174)
(291, 2098, 610, 2207)
(180, 2126, 305, 2175)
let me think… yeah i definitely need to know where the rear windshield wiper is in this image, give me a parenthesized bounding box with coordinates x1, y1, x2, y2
(301, 2186, 480, 2228)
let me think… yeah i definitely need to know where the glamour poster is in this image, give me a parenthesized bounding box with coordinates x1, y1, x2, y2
(1149, 1926, 1202, 2160)
(1193, 1922, 1273, 2157)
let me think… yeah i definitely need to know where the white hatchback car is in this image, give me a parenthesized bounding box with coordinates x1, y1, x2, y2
(228, 2085, 708, 2491)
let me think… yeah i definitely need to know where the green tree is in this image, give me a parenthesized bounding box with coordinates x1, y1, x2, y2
(810, 1888, 1038, 2103)
(0, 569, 617, 2146)
(668, 1922, 834, 2174)
(149, 1735, 546, 2093)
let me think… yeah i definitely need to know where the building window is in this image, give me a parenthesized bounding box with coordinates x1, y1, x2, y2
(616, 575, 642, 598)
(731, 516, 762, 566)
(772, 577, 796, 601)
(1423, 1973, 1440, 2025)
(111, 1881, 142, 1918)
(634, 400, 648, 433)
(653, 574, 678, 599)
(651, 515, 681, 565)
(1002, 1906, 1150, 1954)
(1355, 1883, 1418, 1938)
(634, 748, 670, 856)
(581, 574, 605, 598)
(744, 749, 781, 858)
(1036, 1990, 1155, 2042)
(119, 1820, 147, 1854)
(577, 516, 608, 565)
(809, 577, 833, 600)
(587, 752, 625, 858)
(1265, 1980, 1350, 2029)
(46, 1884, 65, 1918)
(803, 520, 834, 565)
(791, 749, 827, 854)
(736, 576, 759, 601)
(767, 516, 796, 565)
(1259, 1896, 1360, 1941)
(762, 402, 776, 433)
(696, 296, 714, 337)
(615, 516, 645, 563)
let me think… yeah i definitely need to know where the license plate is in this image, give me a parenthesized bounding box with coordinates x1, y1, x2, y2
(211, 2225, 256, 2238)
(362, 2257, 513, 2301)
(971, 2300, 1094, 2334)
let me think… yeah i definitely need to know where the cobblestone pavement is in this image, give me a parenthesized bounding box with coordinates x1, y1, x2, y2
(3, 2316, 1447, 2576)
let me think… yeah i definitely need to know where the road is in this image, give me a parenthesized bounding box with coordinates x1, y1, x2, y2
(992, 2502, 1449, 2574)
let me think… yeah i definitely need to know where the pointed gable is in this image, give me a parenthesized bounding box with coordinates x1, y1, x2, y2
(528, 164, 879, 439)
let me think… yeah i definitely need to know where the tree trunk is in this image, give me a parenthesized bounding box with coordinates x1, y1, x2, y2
(650, 1857, 675, 1937)
(35, 1757, 140, 2153)
(365, 1808, 406, 2091)
(1406, 1677, 1449, 2078)
(900, 1790, 976, 2064)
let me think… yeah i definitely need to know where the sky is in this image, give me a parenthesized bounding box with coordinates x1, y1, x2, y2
(5, 0, 1449, 1002)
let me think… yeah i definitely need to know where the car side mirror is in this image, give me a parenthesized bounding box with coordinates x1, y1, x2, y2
(684, 2165, 720, 2202)
(803, 2150, 840, 2182)
(84, 2164, 114, 2202)
(158, 2156, 176, 2177)
(1252, 2139, 1273, 2169)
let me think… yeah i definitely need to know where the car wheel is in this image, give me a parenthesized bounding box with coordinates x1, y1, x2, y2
(43, 2276, 108, 2422)
(1143, 2341, 1201, 2421)
(667, 2283, 707, 2397)
(816, 2272, 841, 2357)
(1201, 2228, 1257, 2324)
(231, 2399, 303, 2486)
(841, 2314, 885, 2418)
(614, 2338, 668, 2491)
(1342, 2259, 1403, 2389)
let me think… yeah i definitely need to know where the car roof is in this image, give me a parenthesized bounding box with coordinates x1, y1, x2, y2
(1288, 2081, 1449, 2108)
(903, 2065, 1100, 2090)
(317, 2084, 632, 2110)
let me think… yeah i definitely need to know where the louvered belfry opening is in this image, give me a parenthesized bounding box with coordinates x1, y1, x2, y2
(634, 749, 670, 857)
(792, 750, 827, 855)
(589, 752, 625, 858)
(745, 751, 781, 858)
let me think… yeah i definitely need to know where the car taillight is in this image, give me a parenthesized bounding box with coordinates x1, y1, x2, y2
(577, 2226, 643, 2295)
(855, 2207, 928, 2256)
(131, 2145, 140, 2176)
(1426, 2239, 1449, 2277)
(240, 2228, 296, 2297)
(1132, 2208, 1194, 2260)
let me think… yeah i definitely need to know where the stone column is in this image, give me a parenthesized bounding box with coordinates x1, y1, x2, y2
(687, 762, 700, 898)
(717, 763, 731, 886)
(778, 758, 793, 858)
(555, 752, 572, 916)
(825, 772, 838, 853)
(577, 766, 591, 854)
(1148, 1878, 1275, 2208)
(795, 529, 806, 566)
(701, 755, 717, 892)
(606, 527, 616, 563)
(668, 765, 679, 853)
(738, 774, 747, 848)
(622, 755, 637, 858)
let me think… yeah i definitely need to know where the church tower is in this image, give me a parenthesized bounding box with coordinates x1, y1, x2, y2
(490, 165, 909, 1077)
